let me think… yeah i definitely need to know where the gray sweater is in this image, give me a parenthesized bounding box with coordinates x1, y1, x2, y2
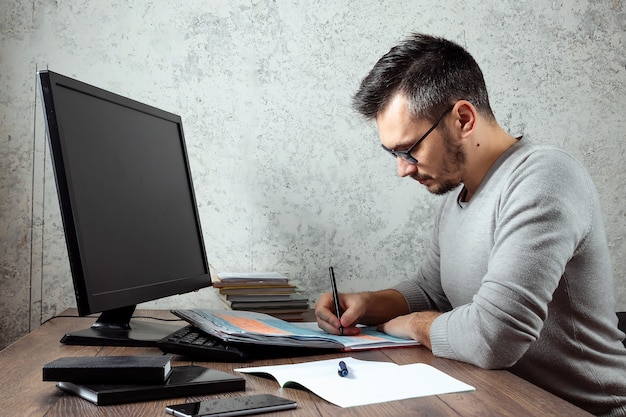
(394, 140, 626, 416)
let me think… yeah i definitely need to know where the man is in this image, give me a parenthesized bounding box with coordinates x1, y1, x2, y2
(315, 33, 626, 416)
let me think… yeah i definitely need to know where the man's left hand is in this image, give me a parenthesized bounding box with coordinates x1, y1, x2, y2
(377, 310, 443, 350)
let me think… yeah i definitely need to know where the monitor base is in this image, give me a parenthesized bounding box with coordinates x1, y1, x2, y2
(61, 319, 184, 347)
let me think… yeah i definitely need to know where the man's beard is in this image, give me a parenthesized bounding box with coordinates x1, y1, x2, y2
(420, 128, 466, 195)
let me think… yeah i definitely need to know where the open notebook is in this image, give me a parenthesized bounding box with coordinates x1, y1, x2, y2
(235, 357, 475, 407)
(172, 309, 420, 351)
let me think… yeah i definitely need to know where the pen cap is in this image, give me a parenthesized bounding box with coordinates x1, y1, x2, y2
(338, 361, 348, 377)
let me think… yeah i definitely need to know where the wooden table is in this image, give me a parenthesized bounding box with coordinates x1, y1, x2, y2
(0, 309, 592, 417)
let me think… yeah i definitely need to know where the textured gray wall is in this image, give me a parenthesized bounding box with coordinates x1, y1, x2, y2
(1, 0, 624, 349)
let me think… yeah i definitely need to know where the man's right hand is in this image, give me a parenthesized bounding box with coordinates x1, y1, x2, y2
(314, 288, 411, 334)
(314, 291, 366, 336)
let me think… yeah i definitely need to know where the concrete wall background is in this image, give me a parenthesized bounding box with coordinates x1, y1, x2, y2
(1, 0, 624, 349)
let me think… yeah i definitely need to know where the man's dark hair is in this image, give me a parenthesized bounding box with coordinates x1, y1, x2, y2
(352, 33, 495, 122)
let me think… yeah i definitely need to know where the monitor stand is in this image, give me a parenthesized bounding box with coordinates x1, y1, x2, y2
(60, 305, 184, 347)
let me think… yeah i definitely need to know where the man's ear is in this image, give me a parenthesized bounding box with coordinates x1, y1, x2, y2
(453, 100, 477, 137)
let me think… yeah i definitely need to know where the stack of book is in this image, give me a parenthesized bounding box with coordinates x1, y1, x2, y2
(213, 272, 310, 321)
(42, 355, 245, 405)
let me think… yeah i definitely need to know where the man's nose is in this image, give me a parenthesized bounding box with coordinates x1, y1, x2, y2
(397, 158, 417, 177)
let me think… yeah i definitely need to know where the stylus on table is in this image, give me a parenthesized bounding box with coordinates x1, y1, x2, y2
(328, 266, 343, 335)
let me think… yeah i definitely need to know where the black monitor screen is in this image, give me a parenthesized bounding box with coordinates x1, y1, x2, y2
(38, 70, 211, 346)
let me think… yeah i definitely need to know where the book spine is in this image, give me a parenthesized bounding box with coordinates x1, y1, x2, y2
(44, 366, 168, 384)
(95, 379, 246, 405)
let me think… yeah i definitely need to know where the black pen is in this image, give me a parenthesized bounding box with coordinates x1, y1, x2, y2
(338, 360, 348, 377)
(329, 266, 343, 335)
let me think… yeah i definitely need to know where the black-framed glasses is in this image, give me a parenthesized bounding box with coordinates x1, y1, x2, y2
(381, 106, 454, 164)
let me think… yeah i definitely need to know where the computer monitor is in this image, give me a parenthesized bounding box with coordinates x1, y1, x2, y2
(38, 70, 212, 347)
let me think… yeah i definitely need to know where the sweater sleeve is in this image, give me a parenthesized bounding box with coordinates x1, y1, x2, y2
(430, 149, 594, 369)
(392, 200, 454, 313)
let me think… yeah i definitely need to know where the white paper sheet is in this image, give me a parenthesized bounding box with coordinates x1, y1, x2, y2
(235, 357, 475, 408)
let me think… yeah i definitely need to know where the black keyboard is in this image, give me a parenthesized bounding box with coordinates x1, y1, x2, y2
(157, 325, 251, 362)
